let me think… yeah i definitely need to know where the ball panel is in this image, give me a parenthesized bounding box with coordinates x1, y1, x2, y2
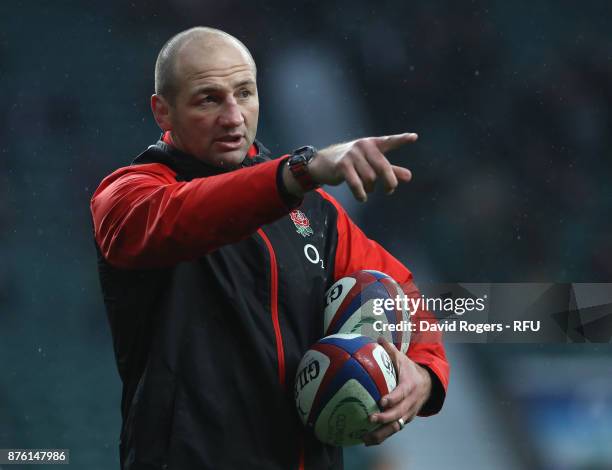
(314, 379, 379, 446)
(371, 344, 397, 395)
(309, 354, 381, 428)
(323, 276, 357, 329)
(324, 273, 378, 334)
(380, 278, 413, 353)
(353, 343, 397, 397)
(294, 349, 332, 426)
(306, 342, 353, 427)
(326, 281, 395, 335)
(378, 277, 407, 348)
(328, 299, 379, 336)
(318, 333, 373, 356)
(362, 270, 390, 280)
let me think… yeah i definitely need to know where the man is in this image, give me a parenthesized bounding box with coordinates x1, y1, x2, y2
(91, 27, 449, 470)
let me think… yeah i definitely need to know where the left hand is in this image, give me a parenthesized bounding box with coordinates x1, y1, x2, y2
(362, 337, 432, 446)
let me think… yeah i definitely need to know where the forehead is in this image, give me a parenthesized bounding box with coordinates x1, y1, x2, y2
(175, 39, 256, 91)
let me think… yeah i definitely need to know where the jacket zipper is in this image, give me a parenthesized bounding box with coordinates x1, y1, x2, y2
(257, 229, 286, 387)
(258, 229, 305, 469)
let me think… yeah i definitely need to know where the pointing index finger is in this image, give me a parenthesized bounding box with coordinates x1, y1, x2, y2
(374, 132, 418, 154)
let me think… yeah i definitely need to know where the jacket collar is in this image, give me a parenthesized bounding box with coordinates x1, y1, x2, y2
(132, 132, 272, 181)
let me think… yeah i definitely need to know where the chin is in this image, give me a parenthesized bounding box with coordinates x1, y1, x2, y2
(211, 148, 249, 169)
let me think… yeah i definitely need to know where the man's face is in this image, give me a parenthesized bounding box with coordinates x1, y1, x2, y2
(166, 39, 259, 168)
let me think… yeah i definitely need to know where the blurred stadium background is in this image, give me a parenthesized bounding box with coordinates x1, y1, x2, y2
(1, 1, 611, 469)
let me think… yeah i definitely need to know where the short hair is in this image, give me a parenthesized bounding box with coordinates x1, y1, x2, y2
(155, 27, 256, 104)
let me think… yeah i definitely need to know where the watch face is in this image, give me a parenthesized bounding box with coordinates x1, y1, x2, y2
(292, 154, 308, 164)
(293, 146, 316, 163)
(289, 146, 319, 191)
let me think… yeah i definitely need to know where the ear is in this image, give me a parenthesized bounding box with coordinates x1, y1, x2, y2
(151, 94, 172, 131)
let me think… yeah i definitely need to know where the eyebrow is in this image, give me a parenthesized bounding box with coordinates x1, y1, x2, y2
(192, 80, 256, 97)
(233, 79, 256, 89)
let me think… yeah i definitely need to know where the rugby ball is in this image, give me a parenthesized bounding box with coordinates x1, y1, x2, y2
(294, 334, 397, 446)
(324, 270, 411, 353)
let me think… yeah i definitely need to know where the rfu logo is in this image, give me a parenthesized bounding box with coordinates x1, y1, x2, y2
(290, 210, 313, 237)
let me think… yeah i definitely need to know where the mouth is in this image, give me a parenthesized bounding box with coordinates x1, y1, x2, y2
(213, 134, 245, 151)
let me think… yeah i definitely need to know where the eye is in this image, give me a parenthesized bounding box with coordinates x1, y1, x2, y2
(238, 89, 252, 99)
(200, 96, 217, 105)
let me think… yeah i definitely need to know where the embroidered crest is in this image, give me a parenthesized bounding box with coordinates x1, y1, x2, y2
(290, 210, 314, 237)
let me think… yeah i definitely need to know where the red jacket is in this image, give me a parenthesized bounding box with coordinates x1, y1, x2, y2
(91, 136, 449, 470)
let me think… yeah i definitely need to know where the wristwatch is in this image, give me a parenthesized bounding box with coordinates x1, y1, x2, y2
(287, 145, 319, 191)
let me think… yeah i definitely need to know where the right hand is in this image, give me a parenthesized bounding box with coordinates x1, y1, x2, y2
(288, 133, 418, 202)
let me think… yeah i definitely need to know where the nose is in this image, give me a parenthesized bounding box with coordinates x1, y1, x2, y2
(218, 98, 245, 128)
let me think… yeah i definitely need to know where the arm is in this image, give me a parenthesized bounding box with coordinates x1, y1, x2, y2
(93, 131, 416, 270)
(281, 133, 417, 201)
(91, 158, 296, 269)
